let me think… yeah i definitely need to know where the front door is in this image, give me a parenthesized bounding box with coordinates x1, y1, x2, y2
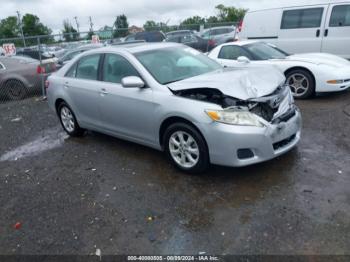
(98, 53, 157, 145)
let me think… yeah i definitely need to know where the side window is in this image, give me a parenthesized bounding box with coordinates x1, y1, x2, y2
(102, 54, 140, 84)
(330, 5, 350, 27)
(76, 54, 100, 80)
(218, 46, 251, 60)
(281, 8, 324, 29)
(65, 63, 77, 78)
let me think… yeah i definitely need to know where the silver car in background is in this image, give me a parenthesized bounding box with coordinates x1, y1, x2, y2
(200, 26, 237, 45)
(47, 43, 301, 173)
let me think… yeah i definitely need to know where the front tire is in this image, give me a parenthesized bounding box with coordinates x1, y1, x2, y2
(286, 69, 315, 99)
(58, 102, 85, 137)
(163, 123, 209, 173)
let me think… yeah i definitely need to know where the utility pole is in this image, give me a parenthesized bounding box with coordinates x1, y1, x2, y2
(74, 16, 80, 33)
(89, 16, 94, 32)
(16, 11, 26, 47)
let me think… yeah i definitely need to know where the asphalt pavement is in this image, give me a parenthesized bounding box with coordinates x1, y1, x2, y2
(0, 91, 349, 255)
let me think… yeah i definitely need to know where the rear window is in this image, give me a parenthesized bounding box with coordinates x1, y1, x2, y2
(330, 5, 350, 27)
(75, 54, 100, 80)
(135, 32, 165, 42)
(281, 8, 324, 29)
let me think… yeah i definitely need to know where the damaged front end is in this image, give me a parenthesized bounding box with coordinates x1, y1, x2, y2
(173, 85, 296, 125)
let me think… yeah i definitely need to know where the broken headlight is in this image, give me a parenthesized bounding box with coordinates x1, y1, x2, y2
(205, 109, 264, 127)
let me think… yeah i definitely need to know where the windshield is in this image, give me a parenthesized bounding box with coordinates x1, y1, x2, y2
(245, 42, 288, 60)
(135, 46, 222, 85)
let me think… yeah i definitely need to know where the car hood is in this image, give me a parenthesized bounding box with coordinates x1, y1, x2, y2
(167, 66, 285, 100)
(285, 53, 350, 67)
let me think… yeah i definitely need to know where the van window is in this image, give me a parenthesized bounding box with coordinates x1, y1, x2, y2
(330, 5, 350, 27)
(281, 8, 324, 29)
(218, 46, 251, 60)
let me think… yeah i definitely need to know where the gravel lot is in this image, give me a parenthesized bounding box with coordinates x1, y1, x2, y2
(0, 91, 349, 255)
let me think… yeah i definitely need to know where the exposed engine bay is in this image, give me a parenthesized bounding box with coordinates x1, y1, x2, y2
(172, 86, 294, 123)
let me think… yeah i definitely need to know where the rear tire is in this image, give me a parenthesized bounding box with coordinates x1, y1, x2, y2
(58, 102, 85, 137)
(5, 79, 27, 100)
(285, 69, 315, 99)
(163, 122, 209, 173)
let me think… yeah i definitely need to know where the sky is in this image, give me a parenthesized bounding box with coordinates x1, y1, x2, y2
(0, 0, 338, 34)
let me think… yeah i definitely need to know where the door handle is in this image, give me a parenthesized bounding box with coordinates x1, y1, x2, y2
(324, 29, 328, 37)
(63, 82, 69, 88)
(100, 88, 109, 95)
(316, 29, 320, 37)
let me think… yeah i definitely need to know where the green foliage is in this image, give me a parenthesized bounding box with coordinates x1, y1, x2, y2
(215, 4, 247, 22)
(113, 14, 129, 37)
(0, 16, 19, 39)
(181, 16, 206, 26)
(62, 19, 79, 42)
(144, 20, 157, 29)
(206, 16, 219, 24)
(22, 14, 51, 36)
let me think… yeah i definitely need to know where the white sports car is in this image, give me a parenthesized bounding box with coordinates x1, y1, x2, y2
(208, 41, 350, 99)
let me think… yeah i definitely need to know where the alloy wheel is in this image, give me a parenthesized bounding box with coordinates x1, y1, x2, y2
(60, 106, 75, 133)
(168, 131, 200, 169)
(287, 73, 310, 97)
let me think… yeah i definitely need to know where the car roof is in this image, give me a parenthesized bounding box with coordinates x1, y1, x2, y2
(88, 42, 181, 54)
(166, 30, 191, 34)
(219, 40, 259, 47)
(203, 26, 234, 31)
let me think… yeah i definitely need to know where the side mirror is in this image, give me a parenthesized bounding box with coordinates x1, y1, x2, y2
(237, 56, 250, 64)
(121, 76, 145, 88)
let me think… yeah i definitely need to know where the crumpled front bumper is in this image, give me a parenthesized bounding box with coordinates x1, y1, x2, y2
(198, 106, 302, 167)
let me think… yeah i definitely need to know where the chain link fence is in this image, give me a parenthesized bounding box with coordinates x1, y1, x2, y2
(0, 22, 238, 105)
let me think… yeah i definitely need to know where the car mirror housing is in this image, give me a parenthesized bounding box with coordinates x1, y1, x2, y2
(237, 56, 251, 64)
(121, 76, 145, 88)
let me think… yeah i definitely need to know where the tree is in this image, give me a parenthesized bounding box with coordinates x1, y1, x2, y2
(0, 16, 19, 38)
(62, 19, 78, 42)
(143, 20, 157, 29)
(180, 16, 205, 26)
(22, 14, 51, 36)
(206, 16, 219, 24)
(113, 14, 129, 37)
(215, 4, 247, 22)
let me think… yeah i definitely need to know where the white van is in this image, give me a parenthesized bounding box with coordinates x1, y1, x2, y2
(240, 1, 350, 59)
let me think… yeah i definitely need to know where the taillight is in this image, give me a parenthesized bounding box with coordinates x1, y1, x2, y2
(238, 20, 243, 32)
(37, 65, 46, 74)
(208, 39, 216, 47)
(45, 80, 50, 89)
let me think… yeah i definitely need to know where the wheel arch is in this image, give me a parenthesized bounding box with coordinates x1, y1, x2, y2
(284, 66, 316, 88)
(158, 116, 208, 151)
(55, 98, 66, 114)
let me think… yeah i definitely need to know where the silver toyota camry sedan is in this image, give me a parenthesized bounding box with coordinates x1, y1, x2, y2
(47, 42, 302, 173)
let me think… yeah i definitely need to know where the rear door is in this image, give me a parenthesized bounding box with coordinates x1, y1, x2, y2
(321, 3, 350, 59)
(63, 54, 103, 127)
(278, 6, 327, 54)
